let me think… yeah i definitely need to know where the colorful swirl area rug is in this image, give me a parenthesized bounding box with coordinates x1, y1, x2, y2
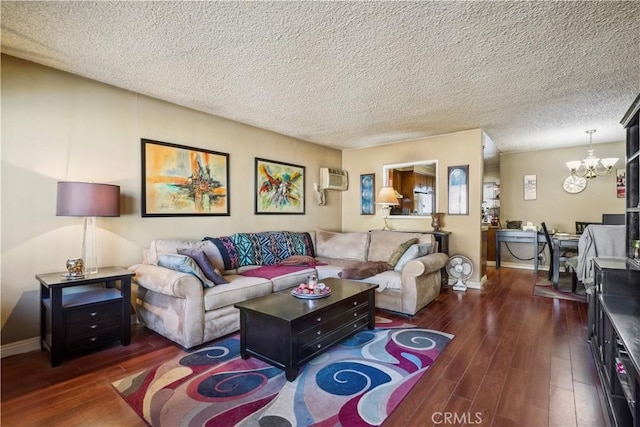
(112, 317, 454, 427)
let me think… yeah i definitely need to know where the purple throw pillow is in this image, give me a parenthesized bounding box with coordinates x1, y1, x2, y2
(177, 248, 229, 285)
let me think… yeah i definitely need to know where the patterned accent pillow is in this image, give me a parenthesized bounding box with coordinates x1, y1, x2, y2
(177, 248, 229, 285)
(387, 238, 419, 267)
(203, 236, 239, 270)
(157, 253, 216, 288)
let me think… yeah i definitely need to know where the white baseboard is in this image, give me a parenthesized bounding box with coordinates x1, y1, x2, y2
(1, 314, 139, 358)
(1, 337, 40, 358)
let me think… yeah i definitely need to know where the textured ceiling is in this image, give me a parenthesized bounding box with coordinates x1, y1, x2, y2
(2, 1, 639, 161)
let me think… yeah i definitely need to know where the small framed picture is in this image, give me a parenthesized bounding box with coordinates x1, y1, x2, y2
(255, 158, 305, 214)
(447, 165, 469, 215)
(617, 169, 626, 198)
(524, 174, 537, 200)
(360, 173, 375, 215)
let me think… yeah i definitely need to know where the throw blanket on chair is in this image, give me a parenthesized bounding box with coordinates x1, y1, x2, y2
(576, 225, 625, 283)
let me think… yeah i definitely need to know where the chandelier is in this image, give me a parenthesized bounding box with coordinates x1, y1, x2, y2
(565, 129, 618, 179)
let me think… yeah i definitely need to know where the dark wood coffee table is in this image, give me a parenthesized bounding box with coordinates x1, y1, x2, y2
(234, 277, 378, 381)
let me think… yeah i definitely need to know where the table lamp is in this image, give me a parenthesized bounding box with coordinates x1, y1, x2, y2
(376, 187, 399, 231)
(56, 181, 120, 274)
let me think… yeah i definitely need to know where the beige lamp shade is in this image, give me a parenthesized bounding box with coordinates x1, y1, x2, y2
(376, 186, 399, 205)
(56, 182, 120, 217)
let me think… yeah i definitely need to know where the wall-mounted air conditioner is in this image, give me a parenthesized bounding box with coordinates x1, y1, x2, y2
(320, 167, 348, 191)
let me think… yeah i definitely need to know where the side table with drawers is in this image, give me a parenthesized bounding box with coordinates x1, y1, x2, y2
(37, 266, 134, 367)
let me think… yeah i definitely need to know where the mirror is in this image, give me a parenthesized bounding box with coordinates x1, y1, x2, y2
(382, 160, 438, 217)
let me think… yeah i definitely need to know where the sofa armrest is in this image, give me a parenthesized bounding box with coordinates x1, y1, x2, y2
(129, 264, 204, 299)
(401, 252, 448, 279)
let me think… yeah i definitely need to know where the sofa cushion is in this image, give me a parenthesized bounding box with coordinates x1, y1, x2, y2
(394, 243, 431, 272)
(367, 231, 434, 262)
(387, 238, 418, 267)
(315, 230, 369, 261)
(177, 248, 229, 285)
(339, 261, 392, 280)
(203, 275, 273, 311)
(157, 253, 216, 288)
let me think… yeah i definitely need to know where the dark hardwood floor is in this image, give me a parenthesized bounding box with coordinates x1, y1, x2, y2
(1, 267, 608, 426)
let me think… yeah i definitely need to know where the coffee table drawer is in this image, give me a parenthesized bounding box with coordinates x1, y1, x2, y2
(297, 295, 369, 332)
(298, 312, 370, 362)
(298, 303, 370, 345)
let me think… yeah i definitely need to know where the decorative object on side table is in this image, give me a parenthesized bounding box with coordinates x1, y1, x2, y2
(431, 212, 444, 231)
(64, 258, 85, 279)
(56, 181, 120, 274)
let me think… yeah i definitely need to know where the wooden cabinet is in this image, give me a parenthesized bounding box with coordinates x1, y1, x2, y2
(622, 93, 640, 264)
(37, 267, 133, 367)
(593, 295, 640, 427)
(590, 259, 640, 426)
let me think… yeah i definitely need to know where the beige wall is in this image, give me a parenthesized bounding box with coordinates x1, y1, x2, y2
(499, 142, 625, 267)
(1, 55, 342, 344)
(341, 130, 485, 283)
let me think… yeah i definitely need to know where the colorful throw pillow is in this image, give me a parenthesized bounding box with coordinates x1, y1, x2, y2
(177, 248, 229, 285)
(394, 243, 432, 272)
(157, 253, 216, 288)
(387, 238, 419, 267)
(203, 236, 239, 270)
(339, 261, 392, 280)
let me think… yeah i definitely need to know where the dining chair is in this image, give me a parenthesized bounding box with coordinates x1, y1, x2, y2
(575, 221, 600, 234)
(541, 222, 578, 282)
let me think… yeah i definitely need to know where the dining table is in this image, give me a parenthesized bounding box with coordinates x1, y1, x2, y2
(551, 234, 580, 289)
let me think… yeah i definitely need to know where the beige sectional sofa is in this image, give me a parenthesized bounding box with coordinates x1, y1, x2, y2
(130, 230, 448, 349)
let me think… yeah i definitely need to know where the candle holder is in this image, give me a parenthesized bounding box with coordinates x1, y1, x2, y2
(64, 258, 85, 279)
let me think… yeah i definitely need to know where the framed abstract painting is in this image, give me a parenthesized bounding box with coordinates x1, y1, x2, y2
(141, 139, 230, 217)
(255, 158, 305, 214)
(360, 173, 375, 215)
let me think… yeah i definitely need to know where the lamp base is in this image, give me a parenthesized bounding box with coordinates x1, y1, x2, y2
(82, 216, 99, 275)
